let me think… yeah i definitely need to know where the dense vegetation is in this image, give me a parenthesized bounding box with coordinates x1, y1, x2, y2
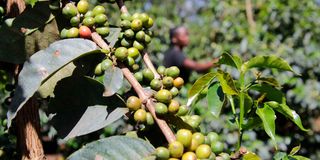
(0, 0, 319, 159)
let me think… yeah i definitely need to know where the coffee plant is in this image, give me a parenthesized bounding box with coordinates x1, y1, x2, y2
(0, 0, 314, 159)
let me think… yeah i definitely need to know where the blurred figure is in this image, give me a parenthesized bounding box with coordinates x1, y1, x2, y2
(163, 26, 219, 81)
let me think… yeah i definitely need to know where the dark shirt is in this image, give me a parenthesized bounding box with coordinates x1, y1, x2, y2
(163, 47, 191, 81)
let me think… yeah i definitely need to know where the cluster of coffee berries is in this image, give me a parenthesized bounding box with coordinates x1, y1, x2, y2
(60, 1, 110, 39)
(126, 96, 154, 125)
(94, 53, 113, 76)
(155, 129, 216, 160)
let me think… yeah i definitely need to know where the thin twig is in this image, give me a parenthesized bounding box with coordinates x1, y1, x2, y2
(245, 0, 256, 33)
(143, 52, 161, 79)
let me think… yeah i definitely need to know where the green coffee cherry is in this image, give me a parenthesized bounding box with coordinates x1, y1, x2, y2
(155, 103, 168, 115)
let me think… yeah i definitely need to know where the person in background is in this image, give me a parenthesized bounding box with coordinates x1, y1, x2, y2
(163, 26, 220, 82)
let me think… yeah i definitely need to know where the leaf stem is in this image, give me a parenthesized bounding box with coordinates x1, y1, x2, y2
(143, 52, 161, 79)
(238, 72, 246, 149)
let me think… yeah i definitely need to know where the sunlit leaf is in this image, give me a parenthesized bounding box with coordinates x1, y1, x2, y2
(67, 136, 155, 160)
(289, 145, 301, 156)
(266, 101, 309, 132)
(243, 152, 262, 160)
(207, 83, 226, 117)
(216, 70, 238, 95)
(188, 72, 216, 98)
(7, 39, 98, 128)
(242, 55, 296, 74)
(219, 52, 242, 70)
(256, 104, 277, 149)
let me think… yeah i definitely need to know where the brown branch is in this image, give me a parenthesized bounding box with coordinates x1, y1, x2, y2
(16, 98, 45, 160)
(143, 52, 161, 79)
(245, 0, 256, 32)
(116, 0, 128, 14)
(91, 32, 176, 143)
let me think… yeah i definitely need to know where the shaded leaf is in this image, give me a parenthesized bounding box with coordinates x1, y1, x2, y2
(250, 84, 285, 103)
(49, 76, 128, 140)
(67, 136, 155, 160)
(243, 152, 262, 160)
(7, 39, 98, 127)
(207, 83, 226, 117)
(162, 114, 195, 131)
(38, 53, 103, 98)
(242, 55, 295, 74)
(216, 70, 238, 95)
(266, 101, 309, 132)
(257, 77, 280, 87)
(289, 145, 301, 156)
(188, 72, 216, 98)
(256, 104, 277, 149)
(219, 52, 242, 70)
(104, 27, 121, 48)
(242, 116, 262, 130)
(103, 67, 124, 97)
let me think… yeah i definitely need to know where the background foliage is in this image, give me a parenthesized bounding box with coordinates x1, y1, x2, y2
(0, 0, 319, 159)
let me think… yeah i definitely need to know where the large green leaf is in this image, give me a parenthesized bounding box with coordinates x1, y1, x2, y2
(266, 101, 309, 132)
(207, 83, 226, 117)
(103, 67, 124, 97)
(256, 104, 277, 148)
(188, 72, 216, 98)
(242, 55, 295, 73)
(216, 70, 238, 95)
(38, 53, 103, 98)
(68, 136, 155, 160)
(219, 52, 242, 70)
(243, 152, 262, 160)
(7, 39, 98, 127)
(187, 72, 216, 106)
(48, 76, 128, 140)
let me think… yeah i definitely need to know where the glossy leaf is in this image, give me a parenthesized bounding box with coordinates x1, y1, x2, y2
(207, 83, 226, 117)
(243, 152, 262, 160)
(242, 55, 295, 73)
(103, 67, 124, 97)
(7, 39, 98, 127)
(67, 136, 155, 160)
(288, 155, 310, 160)
(104, 27, 121, 48)
(216, 70, 238, 95)
(256, 104, 277, 149)
(219, 52, 242, 70)
(188, 72, 216, 98)
(289, 145, 301, 156)
(48, 76, 128, 140)
(266, 101, 309, 132)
